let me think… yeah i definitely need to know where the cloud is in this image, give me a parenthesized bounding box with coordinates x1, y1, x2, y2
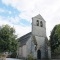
(0, 8, 5, 12)
(1, 0, 60, 38)
(14, 25, 31, 37)
(8, 16, 21, 24)
(0, 16, 31, 37)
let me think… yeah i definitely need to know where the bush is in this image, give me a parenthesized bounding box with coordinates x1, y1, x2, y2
(27, 54, 35, 60)
(10, 52, 17, 58)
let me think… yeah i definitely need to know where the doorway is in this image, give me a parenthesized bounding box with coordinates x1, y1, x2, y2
(37, 49, 41, 59)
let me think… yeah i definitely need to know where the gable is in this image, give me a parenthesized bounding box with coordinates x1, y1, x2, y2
(32, 14, 46, 22)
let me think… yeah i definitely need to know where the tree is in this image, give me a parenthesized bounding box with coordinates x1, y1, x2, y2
(0, 25, 18, 53)
(50, 24, 60, 52)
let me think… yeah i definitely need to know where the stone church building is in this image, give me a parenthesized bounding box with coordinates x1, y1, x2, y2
(17, 14, 49, 59)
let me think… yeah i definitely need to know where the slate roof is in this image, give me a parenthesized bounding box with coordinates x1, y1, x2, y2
(18, 32, 31, 47)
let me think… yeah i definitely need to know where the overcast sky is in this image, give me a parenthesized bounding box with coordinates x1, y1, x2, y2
(0, 0, 60, 39)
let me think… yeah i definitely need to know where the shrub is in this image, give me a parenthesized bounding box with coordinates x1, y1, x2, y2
(27, 54, 35, 60)
(10, 52, 17, 58)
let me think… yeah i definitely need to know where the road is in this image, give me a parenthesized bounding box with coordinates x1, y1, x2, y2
(6, 58, 60, 60)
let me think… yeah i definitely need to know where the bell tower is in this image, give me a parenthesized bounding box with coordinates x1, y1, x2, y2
(32, 14, 46, 37)
(32, 14, 47, 59)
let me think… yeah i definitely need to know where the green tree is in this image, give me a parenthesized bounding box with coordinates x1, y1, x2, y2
(50, 24, 60, 52)
(0, 25, 18, 53)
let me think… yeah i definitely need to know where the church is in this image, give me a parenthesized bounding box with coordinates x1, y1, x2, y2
(17, 14, 49, 59)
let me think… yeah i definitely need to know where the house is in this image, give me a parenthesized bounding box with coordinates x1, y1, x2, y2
(17, 14, 49, 59)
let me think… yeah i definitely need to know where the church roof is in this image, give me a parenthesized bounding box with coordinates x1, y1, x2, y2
(32, 14, 46, 22)
(18, 32, 31, 47)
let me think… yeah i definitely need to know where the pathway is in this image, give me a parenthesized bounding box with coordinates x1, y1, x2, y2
(6, 58, 23, 60)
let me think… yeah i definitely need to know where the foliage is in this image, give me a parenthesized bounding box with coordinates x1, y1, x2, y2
(50, 24, 60, 52)
(0, 25, 18, 53)
(32, 36, 37, 46)
(10, 52, 17, 58)
(27, 54, 34, 60)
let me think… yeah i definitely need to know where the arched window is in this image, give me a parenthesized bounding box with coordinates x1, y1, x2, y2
(40, 21, 43, 27)
(36, 20, 39, 26)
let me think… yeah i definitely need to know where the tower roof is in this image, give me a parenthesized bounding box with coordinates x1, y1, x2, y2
(32, 14, 46, 22)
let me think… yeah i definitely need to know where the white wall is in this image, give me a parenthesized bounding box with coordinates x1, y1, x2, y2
(18, 47, 22, 58)
(35, 36, 45, 48)
(26, 37, 32, 55)
(22, 45, 27, 58)
(32, 26, 46, 37)
(18, 45, 27, 58)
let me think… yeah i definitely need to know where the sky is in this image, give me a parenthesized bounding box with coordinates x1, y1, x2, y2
(0, 0, 60, 39)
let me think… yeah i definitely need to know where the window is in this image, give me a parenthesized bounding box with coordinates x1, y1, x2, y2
(36, 20, 39, 26)
(40, 21, 43, 27)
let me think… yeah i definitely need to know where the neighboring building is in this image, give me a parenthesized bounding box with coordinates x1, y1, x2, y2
(17, 14, 49, 59)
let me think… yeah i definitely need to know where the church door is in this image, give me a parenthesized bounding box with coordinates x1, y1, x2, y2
(37, 50, 41, 59)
